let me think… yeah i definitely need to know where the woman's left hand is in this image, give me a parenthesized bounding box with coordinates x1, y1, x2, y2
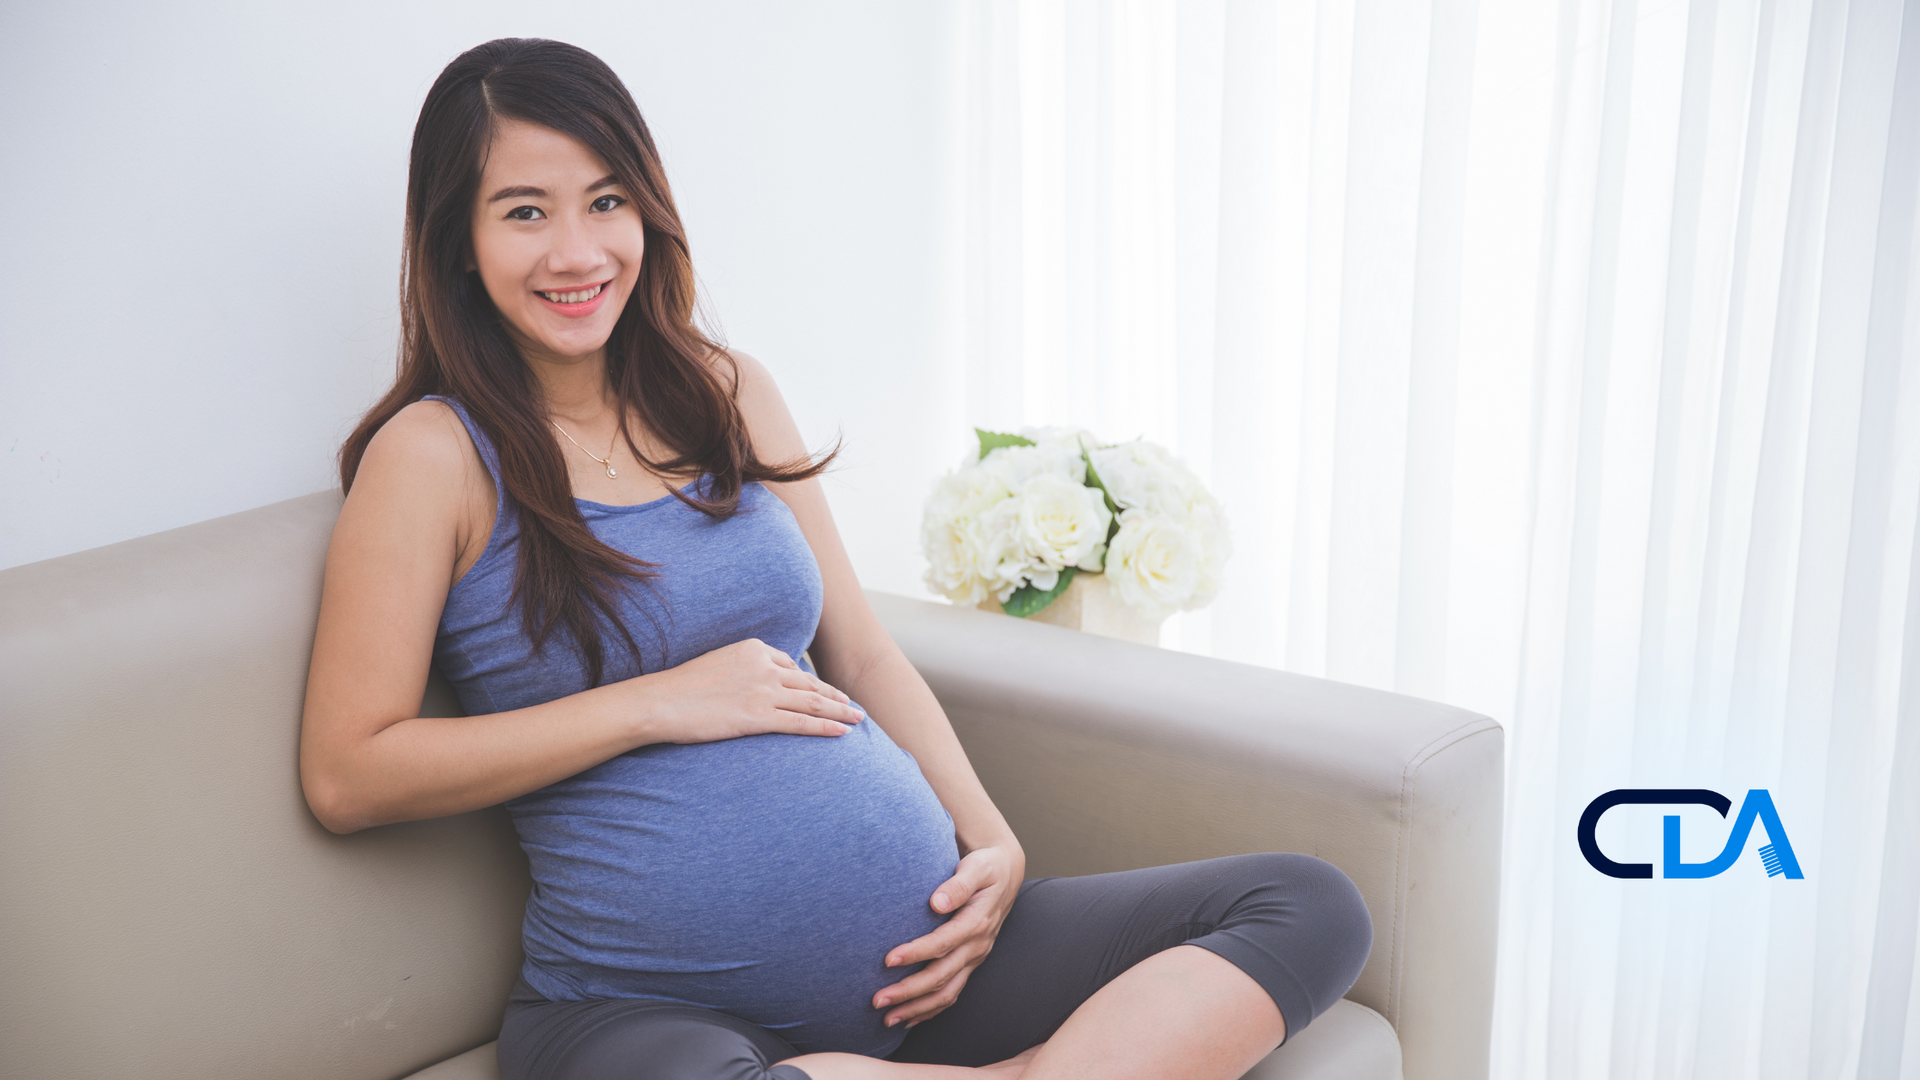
(873, 843, 1025, 1029)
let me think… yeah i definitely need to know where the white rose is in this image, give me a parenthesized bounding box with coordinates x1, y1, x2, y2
(1102, 510, 1201, 622)
(921, 511, 991, 605)
(976, 497, 1040, 601)
(921, 466, 1020, 605)
(1087, 441, 1197, 519)
(1016, 473, 1113, 573)
(933, 462, 1015, 518)
(980, 441, 1085, 489)
(1021, 426, 1098, 458)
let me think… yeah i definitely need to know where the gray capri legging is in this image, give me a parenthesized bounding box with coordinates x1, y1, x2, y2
(497, 853, 1373, 1080)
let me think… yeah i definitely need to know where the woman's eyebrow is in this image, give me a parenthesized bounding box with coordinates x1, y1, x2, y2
(486, 176, 619, 204)
(488, 185, 546, 204)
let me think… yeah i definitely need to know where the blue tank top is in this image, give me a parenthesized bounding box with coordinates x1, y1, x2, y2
(426, 397, 959, 1057)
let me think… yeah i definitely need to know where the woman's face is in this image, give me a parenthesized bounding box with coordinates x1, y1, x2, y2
(469, 118, 644, 367)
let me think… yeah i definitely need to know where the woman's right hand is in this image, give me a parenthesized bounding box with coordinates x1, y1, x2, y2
(642, 638, 866, 744)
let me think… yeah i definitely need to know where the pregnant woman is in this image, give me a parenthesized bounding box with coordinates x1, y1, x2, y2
(299, 38, 1371, 1080)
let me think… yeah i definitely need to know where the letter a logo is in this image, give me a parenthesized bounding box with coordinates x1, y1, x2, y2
(1664, 789, 1803, 879)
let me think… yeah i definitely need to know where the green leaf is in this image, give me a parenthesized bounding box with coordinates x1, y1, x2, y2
(1080, 446, 1123, 517)
(1000, 567, 1077, 618)
(1080, 446, 1123, 548)
(976, 428, 1037, 459)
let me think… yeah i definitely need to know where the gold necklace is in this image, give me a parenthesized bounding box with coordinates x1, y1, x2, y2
(550, 419, 620, 479)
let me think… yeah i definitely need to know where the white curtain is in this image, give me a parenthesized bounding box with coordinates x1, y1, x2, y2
(956, 1, 1920, 1077)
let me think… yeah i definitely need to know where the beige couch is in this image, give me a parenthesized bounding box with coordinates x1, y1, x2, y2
(0, 493, 1502, 1080)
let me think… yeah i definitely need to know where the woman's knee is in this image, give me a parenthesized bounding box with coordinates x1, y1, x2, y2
(1221, 852, 1374, 980)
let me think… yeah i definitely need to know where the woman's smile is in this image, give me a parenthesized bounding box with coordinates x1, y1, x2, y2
(535, 279, 612, 317)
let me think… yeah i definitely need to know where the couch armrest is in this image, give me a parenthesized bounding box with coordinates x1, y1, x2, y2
(869, 592, 1502, 1080)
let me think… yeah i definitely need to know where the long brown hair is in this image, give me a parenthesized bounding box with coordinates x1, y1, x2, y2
(341, 38, 832, 686)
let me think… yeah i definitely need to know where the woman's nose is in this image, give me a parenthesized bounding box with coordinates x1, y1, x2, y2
(545, 214, 603, 275)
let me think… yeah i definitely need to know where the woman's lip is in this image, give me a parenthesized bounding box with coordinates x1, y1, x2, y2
(535, 280, 613, 318)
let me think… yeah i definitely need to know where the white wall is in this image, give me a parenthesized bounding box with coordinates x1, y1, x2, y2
(0, 0, 965, 600)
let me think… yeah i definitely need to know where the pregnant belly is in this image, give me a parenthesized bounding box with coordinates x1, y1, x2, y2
(508, 717, 961, 1056)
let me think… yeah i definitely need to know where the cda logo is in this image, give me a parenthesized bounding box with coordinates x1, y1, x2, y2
(1579, 789, 1804, 880)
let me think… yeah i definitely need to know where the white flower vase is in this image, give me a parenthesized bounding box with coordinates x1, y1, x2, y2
(979, 572, 1161, 647)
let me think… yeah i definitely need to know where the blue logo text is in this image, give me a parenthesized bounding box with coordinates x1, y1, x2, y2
(1577, 789, 1803, 880)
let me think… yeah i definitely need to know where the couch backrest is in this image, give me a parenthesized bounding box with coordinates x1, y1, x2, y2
(0, 493, 529, 1080)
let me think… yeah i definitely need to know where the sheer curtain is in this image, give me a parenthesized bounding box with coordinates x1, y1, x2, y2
(955, 1, 1920, 1077)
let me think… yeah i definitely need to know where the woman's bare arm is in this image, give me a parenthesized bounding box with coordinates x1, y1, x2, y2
(298, 399, 860, 834)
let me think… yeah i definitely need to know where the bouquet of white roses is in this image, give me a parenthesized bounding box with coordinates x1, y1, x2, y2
(920, 427, 1231, 622)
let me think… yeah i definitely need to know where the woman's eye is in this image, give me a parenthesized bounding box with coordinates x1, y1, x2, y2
(506, 205, 544, 221)
(590, 195, 625, 213)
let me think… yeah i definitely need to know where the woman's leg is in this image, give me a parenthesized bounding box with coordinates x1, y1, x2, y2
(1018, 944, 1283, 1080)
(889, 852, 1373, 1075)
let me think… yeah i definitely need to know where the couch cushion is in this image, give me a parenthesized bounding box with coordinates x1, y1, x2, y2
(1248, 999, 1403, 1079)
(402, 1042, 500, 1080)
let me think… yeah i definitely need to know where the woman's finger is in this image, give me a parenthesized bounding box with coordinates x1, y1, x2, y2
(775, 710, 853, 737)
(873, 942, 976, 1013)
(776, 668, 852, 705)
(872, 955, 955, 1010)
(884, 911, 980, 969)
(887, 961, 981, 1029)
(928, 860, 992, 915)
(778, 689, 862, 724)
(769, 647, 799, 669)
(811, 677, 852, 704)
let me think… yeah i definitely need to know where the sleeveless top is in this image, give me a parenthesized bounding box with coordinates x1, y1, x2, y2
(425, 397, 959, 1058)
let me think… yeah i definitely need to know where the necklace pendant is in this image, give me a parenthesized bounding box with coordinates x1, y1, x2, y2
(607, 466, 619, 479)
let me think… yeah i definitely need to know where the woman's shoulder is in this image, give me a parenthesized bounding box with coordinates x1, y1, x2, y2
(353, 399, 497, 523)
(712, 346, 770, 397)
(361, 399, 482, 482)
(719, 349, 790, 429)
(350, 398, 498, 576)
